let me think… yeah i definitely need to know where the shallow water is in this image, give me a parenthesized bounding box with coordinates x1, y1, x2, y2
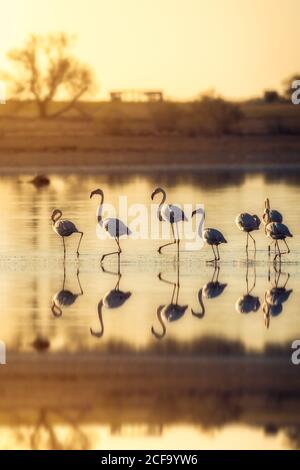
(1, 169, 300, 449)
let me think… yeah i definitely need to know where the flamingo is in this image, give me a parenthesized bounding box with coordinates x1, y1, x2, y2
(151, 187, 188, 253)
(51, 266, 83, 317)
(236, 292, 260, 315)
(263, 198, 283, 256)
(235, 213, 260, 254)
(191, 266, 227, 318)
(235, 263, 260, 314)
(90, 188, 131, 263)
(265, 210, 293, 261)
(151, 261, 188, 339)
(152, 301, 188, 339)
(90, 259, 132, 338)
(51, 209, 83, 257)
(192, 208, 227, 262)
(263, 267, 292, 328)
(263, 198, 283, 230)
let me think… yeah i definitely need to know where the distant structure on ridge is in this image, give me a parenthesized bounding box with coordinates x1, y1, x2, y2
(110, 89, 164, 103)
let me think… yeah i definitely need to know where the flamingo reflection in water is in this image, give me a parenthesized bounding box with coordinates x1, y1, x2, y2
(151, 259, 188, 339)
(31, 336, 50, 352)
(90, 255, 132, 339)
(263, 265, 292, 329)
(191, 265, 227, 319)
(29, 409, 90, 450)
(51, 266, 83, 317)
(235, 262, 260, 315)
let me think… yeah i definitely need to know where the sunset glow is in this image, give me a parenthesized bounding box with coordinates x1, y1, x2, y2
(0, 0, 298, 100)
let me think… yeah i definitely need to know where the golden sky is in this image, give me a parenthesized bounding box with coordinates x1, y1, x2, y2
(0, 0, 298, 100)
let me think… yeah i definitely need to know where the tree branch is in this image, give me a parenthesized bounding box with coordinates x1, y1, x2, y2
(48, 87, 88, 118)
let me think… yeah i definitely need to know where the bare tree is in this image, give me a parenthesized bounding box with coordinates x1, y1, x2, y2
(2, 33, 96, 118)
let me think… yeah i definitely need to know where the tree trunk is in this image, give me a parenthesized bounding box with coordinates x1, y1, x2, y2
(37, 100, 48, 118)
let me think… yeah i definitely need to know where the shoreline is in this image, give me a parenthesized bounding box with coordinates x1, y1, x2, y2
(1, 132, 300, 170)
(2, 162, 300, 173)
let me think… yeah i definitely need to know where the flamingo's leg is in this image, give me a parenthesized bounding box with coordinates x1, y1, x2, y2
(115, 237, 122, 253)
(246, 232, 249, 254)
(62, 237, 66, 258)
(214, 265, 220, 282)
(268, 240, 276, 258)
(283, 272, 290, 288)
(207, 245, 217, 264)
(175, 223, 180, 253)
(100, 238, 121, 264)
(249, 232, 256, 252)
(76, 231, 84, 257)
(175, 263, 180, 304)
(276, 239, 290, 258)
(274, 240, 282, 262)
(158, 223, 176, 254)
(283, 239, 290, 254)
(76, 268, 83, 295)
(216, 244, 220, 261)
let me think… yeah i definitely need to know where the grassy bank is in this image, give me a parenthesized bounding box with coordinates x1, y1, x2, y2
(0, 101, 300, 169)
(0, 124, 300, 169)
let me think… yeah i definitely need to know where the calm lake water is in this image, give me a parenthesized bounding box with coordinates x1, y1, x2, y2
(1, 168, 300, 450)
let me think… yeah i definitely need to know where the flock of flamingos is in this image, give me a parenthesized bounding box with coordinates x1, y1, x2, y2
(51, 187, 293, 263)
(45, 187, 295, 343)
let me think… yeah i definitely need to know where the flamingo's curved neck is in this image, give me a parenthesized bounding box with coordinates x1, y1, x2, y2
(199, 289, 205, 314)
(51, 301, 62, 317)
(97, 194, 104, 225)
(191, 288, 205, 318)
(157, 189, 166, 220)
(151, 305, 166, 339)
(52, 211, 62, 224)
(159, 189, 166, 205)
(195, 208, 205, 237)
(90, 299, 104, 338)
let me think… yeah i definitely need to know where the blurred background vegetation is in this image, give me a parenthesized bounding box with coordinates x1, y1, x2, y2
(2, 96, 300, 137)
(1, 33, 300, 138)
